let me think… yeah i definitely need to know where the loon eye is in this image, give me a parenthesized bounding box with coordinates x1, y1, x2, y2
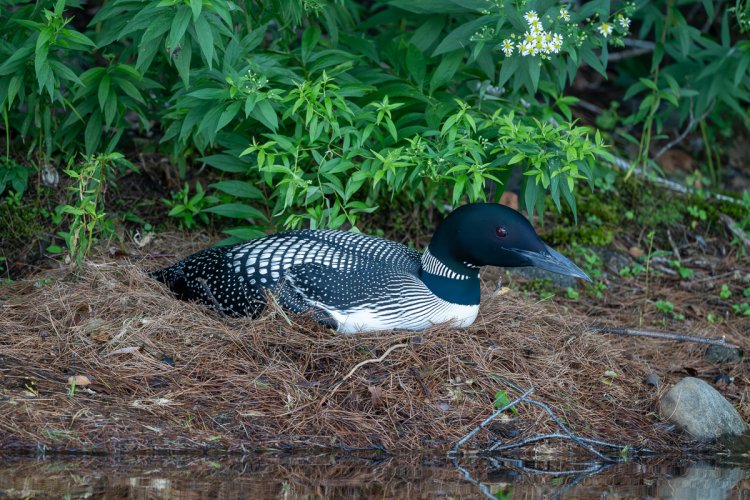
(495, 226, 508, 238)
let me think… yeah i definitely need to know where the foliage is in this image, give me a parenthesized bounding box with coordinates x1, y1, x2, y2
(0, 0, 624, 242)
(56, 152, 135, 266)
(0, 0, 748, 251)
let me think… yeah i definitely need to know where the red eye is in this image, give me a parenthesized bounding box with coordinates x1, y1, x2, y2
(495, 226, 508, 238)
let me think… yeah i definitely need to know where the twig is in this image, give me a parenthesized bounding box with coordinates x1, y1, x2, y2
(525, 399, 616, 462)
(196, 277, 226, 317)
(653, 100, 714, 160)
(666, 229, 681, 261)
(592, 325, 738, 349)
(328, 343, 408, 395)
(607, 47, 654, 61)
(450, 387, 535, 455)
(411, 367, 430, 397)
(718, 213, 750, 250)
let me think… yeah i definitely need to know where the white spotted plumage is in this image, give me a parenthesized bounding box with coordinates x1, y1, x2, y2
(151, 229, 480, 332)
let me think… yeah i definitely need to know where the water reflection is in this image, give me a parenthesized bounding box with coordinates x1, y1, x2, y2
(1, 453, 748, 499)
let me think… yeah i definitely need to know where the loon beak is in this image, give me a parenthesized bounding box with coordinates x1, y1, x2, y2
(514, 244, 592, 282)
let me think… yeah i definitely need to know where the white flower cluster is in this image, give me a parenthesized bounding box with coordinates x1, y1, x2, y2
(502, 10, 564, 58)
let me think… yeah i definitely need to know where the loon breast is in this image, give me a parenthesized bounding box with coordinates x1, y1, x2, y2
(150, 229, 479, 332)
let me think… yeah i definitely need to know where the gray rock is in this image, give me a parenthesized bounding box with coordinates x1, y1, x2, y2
(601, 249, 630, 274)
(660, 377, 747, 440)
(509, 266, 578, 289)
(705, 345, 742, 364)
(657, 463, 747, 500)
(644, 372, 661, 389)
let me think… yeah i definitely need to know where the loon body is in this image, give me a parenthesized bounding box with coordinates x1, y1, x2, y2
(151, 203, 589, 333)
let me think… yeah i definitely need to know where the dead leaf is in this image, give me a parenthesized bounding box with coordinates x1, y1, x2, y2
(629, 246, 644, 258)
(368, 385, 383, 408)
(67, 375, 91, 387)
(657, 149, 694, 175)
(499, 192, 519, 211)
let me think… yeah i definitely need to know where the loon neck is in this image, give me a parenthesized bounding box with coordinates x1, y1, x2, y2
(419, 247, 480, 305)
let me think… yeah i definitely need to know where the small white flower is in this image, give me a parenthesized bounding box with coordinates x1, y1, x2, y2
(598, 22, 613, 37)
(559, 8, 570, 22)
(617, 15, 631, 29)
(519, 41, 533, 56)
(523, 31, 535, 43)
(501, 39, 514, 56)
(528, 19, 543, 35)
(551, 33, 563, 53)
(524, 10, 539, 24)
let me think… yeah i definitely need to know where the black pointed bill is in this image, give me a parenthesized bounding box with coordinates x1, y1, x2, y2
(513, 244, 592, 282)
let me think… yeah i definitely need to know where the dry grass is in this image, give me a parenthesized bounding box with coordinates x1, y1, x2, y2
(0, 235, 747, 454)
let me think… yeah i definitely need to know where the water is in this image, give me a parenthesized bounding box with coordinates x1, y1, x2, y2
(1, 453, 749, 499)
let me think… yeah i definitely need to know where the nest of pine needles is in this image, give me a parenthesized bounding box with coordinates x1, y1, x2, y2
(0, 234, 746, 454)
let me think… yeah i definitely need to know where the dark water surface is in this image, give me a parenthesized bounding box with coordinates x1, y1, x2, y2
(1, 453, 749, 499)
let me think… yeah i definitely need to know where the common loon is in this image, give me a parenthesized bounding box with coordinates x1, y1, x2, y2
(150, 203, 590, 333)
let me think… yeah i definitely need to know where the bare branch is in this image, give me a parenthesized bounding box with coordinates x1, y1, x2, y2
(592, 325, 739, 348)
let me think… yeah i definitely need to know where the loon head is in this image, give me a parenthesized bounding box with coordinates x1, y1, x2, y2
(429, 203, 591, 281)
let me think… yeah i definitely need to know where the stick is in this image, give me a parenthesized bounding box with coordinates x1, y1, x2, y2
(525, 399, 616, 462)
(327, 343, 409, 396)
(718, 213, 750, 250)
(607, 154, 743, 206)
(592, 325, 738, 348)
(196, 277, 226, 317)
(653, 100, 714, 160)
(450, 387, 535, 455)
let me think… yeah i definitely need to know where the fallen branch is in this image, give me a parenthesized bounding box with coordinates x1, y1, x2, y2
(451, 387, 536, 455)
(592, 325, 738, 349)
(450, 387, 634, 462)
(607, 154, 743, 206)
(718, 213, 750, 250)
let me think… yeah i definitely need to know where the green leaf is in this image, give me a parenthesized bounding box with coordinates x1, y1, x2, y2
(85, 111, 102, 154)
(429, 50, 463, 94)
(222, 226, 267, 240)
(167, 5, 192, 55)
(174, 37, 192, 87)
(253, 99, 278, 131)
(527, 60, 540, 92)
(190, 0, 202, 20)
(410, 16, 445, 52)
(497, 56, 520, 88)
(98, 75, 110, 112)
(432, 17, 492, 56)
(194, 13, 214, 68)
(301, 24, 321, 65)
(203, 203, 266, 220)
(406, 44, 427, 88)
(494, 390, 519, 415)
(210, 180, 263, 199)
(216, 101, 241, 132)
(188, 88, 227, 100)
(201, 154, 250, 173)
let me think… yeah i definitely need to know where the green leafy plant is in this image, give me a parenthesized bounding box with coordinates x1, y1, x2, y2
(56, 152, 135, 266)
(720, 284, 732, 300)
(494, 389, 519, 416)
(162, 182, 216, 230)
(654, 299, 685, 320)
(669, 260, 695, 280)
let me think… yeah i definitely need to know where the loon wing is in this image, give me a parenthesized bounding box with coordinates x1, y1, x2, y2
(151, 229, 422, 318)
